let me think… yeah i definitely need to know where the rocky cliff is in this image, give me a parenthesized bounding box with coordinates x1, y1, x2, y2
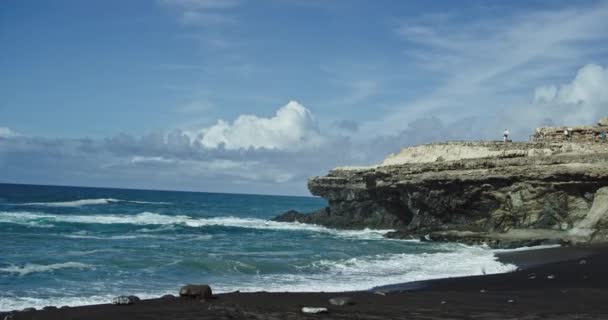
(274, 141, 608, 248)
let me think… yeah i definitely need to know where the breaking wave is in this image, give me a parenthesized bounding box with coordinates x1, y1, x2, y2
(0, 211, 392, 239)
(14, 198, 170, 207)
(0, 262, 94, 276)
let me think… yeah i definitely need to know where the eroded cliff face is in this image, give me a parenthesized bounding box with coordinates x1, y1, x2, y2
(274, 141, 608, 247)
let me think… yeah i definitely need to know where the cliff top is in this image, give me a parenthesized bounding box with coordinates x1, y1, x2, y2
(336, 141, 608, 171)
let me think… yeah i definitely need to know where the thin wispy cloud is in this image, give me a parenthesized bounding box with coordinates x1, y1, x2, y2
(366, 2, 608, 137)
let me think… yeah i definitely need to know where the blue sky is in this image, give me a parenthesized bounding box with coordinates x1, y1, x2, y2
(1, 0, 608, 195)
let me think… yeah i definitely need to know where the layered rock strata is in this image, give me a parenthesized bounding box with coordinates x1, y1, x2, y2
(274, 141, 608, 248)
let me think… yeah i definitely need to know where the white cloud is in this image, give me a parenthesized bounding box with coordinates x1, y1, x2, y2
(365, 2, 608, 137)
(158, 0, 239, 10)
(0, 127, 15, 138)
(529, 64, 608, 126)
(534, 64, 608, 106)
(180, 11, 236, 25)
(195, 101, 325, 151)
(159, 0, 238, 26)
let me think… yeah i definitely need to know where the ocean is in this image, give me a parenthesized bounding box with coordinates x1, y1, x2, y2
(0, 183, 515, 311)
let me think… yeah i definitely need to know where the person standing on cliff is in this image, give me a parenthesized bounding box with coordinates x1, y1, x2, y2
(503, 129, 509, 142)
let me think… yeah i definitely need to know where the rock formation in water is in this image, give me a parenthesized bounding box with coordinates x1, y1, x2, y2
(274, 120, 608, 248)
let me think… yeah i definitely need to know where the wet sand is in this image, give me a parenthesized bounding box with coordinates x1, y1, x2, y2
(4, 245, 608, 319)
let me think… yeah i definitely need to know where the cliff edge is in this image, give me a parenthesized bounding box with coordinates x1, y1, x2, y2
(274, 124, 608, 248)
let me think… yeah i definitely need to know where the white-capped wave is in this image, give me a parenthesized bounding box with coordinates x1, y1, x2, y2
(0, 211, 392, 239)
(0, 262, 94, 276)
(212, 244, 516, 293)
(0, 292, 166, 312)
(15, 198, 170, 207)
(0, 245, 516, 311)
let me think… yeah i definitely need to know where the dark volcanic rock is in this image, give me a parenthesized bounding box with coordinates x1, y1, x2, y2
(179, 284, 213, 299)
(112, 295, 139, 305)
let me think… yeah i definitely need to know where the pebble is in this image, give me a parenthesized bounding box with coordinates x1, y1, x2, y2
(527, 273, 537, 279)
(302, 307, 328, 314)
(479, 289, 487, 293)
(507, 299, 516, 303)
(546, 274, 556, 279)
(373, 291, 387, 296)
(579, 259, 587, 265)
(440, 300, 447, 305)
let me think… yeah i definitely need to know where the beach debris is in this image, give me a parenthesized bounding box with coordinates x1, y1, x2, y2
(180, 284, 213, 299)
(373, 291, 387, 296)
(21, 308, 36, 312)
(527, 273, 537, 279)
(160, 294, 176, 299)
(546, 274, 556, 279)
(579, 259, 587, 265)
(479, 289, 487, 293)
(112, 295, 139, 305)
(42, 306, 58, 310)
(440, 300, 448, 305)
(302, 307, 328, 314)
(507, 299, 516, 304)
(329, 296, 355, 306)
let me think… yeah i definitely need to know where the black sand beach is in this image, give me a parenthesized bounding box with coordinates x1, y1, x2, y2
(4, 245, 608, 320)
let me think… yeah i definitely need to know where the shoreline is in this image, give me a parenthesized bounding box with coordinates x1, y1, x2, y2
(4, 244, 608, 319)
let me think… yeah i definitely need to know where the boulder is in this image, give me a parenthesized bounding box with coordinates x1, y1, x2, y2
(160, 294, 176, 299)
(42, 306, 57, 310)
(179, 284, 213, 299)
(112, 295, 139, 305)
(329, 296, 355, 306)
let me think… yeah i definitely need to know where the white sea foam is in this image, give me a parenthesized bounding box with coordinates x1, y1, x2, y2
(0, 292, 166, 312)
(214, 245, 517, 293)
(15, 198, 170, 207)
(0, 262, 94, 276)
(0, 211, 393, 239)
(491, 244, 562, 253)
(0, 245, 516, 311)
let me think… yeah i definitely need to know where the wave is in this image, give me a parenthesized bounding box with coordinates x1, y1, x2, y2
(14, 198, 170, 207)
(0, 211, 392, 239)
(0, 292, 166, 312)
(212, 245, 517, 293)
(0, 262, 94, 276)
(0, 245, 516, 311)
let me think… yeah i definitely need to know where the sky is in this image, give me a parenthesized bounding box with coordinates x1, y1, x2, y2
(1, 0, 608, 195)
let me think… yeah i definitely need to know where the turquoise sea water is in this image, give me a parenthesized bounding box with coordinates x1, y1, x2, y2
(0, 183, 515, 311)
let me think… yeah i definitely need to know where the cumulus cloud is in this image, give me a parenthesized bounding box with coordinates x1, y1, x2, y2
(0, 127, 14, 138)
(534, 64, 608, 113)
(519, 64, 608, 130)
(196, 101, 325, 151)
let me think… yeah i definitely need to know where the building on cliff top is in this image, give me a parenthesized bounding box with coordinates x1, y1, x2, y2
(531, 116, 608, 142)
